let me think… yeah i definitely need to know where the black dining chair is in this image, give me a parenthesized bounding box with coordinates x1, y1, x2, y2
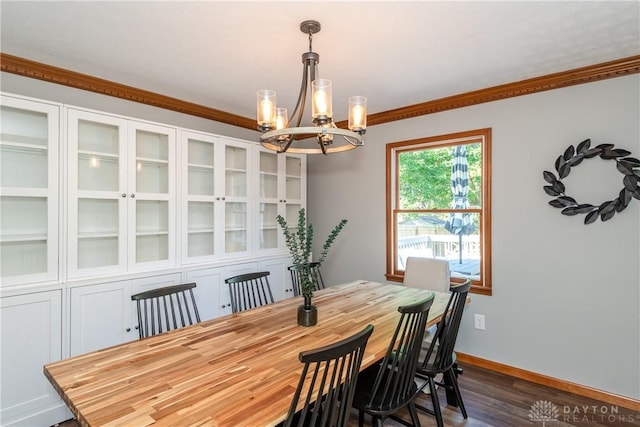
(284, 324, 374, 427)
(351, 295, 435, 427)
(130, 282, 201, 339)
(224, 271, 275, 313)
(414, 279, 471, 427)
(288, 262, 326, 297)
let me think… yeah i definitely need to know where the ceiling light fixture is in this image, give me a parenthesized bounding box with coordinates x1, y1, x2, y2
(257, 20, 367, 155)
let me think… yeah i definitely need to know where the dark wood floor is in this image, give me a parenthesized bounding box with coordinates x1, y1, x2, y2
(366, 364, 640, 427)
(55, 363, 639, 426)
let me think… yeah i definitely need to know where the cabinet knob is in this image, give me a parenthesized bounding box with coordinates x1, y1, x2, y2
(130, 193, 135, 198)
(125, 328, 131, 332)
(121, 193, 127, 198)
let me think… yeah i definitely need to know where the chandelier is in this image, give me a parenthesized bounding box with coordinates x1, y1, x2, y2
(256, 20, 367, 155)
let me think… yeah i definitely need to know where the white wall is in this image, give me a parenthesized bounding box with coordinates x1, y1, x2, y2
(308, 75, 640, 399)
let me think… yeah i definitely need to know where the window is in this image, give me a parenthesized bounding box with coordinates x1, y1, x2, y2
(386, 128, 492, 295)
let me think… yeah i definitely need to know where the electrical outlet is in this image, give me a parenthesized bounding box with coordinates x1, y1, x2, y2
(474, 314, 486, 330)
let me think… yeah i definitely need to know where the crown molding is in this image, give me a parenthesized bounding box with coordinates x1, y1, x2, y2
(0, 53, 255, 129)
(340, 54, 640, 128)
(2, 52, 639, 130)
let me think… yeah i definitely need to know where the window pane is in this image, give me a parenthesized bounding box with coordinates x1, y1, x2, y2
(397, 212, 480, 281)
(398, 142, 482, 210)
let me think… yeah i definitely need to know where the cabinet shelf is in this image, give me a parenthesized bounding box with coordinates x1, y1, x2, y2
(226, 167, 247, 173)
(136, 230, 169, 237)
(188, 228, 215, 234)
(0, 234, 47, 243)
(137, 157, 169, 165)
(78, 231, 119, 239)
(189, 163, 214, 171)
(78, 149, 118, 159)
(0, 188, 49, 197)
(0, 138, 48, 152)
(1, 133, 47, 146)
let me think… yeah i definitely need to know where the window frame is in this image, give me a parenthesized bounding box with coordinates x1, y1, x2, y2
(385, 128, 492, 295)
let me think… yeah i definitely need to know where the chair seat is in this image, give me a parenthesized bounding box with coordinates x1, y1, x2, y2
(353, 365, 419, 414)
(417, 348, 457, 376)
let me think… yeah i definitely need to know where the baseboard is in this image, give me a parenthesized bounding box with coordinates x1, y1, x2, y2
(456, 352, 640, 411)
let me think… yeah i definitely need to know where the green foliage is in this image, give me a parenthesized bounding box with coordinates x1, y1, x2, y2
(276, 208, 347, 300)
(398, 143, 482, 209)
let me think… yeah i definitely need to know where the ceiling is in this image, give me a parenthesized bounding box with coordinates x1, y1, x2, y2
(1, 1, 639, 125)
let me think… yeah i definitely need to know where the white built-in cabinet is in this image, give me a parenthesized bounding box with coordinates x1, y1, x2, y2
(0, 93, 305, 427)
(0, 95, 59, 286)
(69, 273, 182, 356)
(186, 262, 258, 319)
(184, 257, 294, 319)
(0, 95, 67, 426)
(181, 130, 251, 263)
(0, 290, 69, 426)
(67, 109, 177, 278)
(257, 148, 305, 252)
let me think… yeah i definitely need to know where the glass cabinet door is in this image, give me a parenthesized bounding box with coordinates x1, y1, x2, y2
(129, 122, 175, 268)
(182, 132, 216, 261)
(284, 154, 304, 229)
(129, 123, 175, 264)
(0, 96, 59, 285)
(68, 111, 176, 276)
(68, 109, 127, 277)
(256, 150, 306, 253)
(259, 151, 279, 250)
(224, 144, 248, 254)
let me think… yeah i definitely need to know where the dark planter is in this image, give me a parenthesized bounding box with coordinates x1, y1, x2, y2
(297, 303, 317, 327)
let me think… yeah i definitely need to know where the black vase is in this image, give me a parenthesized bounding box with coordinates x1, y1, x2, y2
(297, 296, 317, 326)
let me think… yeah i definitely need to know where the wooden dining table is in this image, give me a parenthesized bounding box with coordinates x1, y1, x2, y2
(44, 280, 453, 426)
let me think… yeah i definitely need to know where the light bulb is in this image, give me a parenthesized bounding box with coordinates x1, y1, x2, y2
(256, 90, 276, 128)
(314, 91, 328, 115)
(275, 108, 288, 130)
(348, 96, 367, 131)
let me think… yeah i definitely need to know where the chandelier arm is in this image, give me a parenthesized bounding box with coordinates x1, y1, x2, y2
(289, 62, 309, 127)
(282, 133, 297, 153)
(339, 133, 365, 147)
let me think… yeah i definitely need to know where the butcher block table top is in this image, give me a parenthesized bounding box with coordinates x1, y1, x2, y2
(45, 280, 452, 426)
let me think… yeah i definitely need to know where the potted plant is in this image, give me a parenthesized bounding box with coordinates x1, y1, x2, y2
(277, 208, 347, 326)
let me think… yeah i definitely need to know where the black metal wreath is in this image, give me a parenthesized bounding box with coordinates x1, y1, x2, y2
(543, 139, 640, 224)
